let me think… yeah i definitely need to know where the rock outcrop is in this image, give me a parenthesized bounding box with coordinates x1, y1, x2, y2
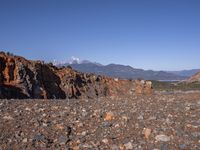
(0, 52, 153, 99)
(187, 72, 200, 83)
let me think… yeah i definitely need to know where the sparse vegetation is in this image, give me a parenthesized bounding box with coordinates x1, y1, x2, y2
(152, 80, 200, 91)
(6, 51, 15, 56)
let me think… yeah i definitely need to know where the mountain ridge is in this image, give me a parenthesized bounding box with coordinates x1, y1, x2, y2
(168, 69, 200, 77)
(55, 59, 187, 81)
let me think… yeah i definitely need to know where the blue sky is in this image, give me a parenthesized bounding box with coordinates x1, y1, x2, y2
(0, 0, 200, 71)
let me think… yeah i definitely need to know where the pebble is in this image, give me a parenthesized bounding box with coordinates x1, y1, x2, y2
(191, 132, 200, 139)
(185, 106, 191, 111)
(33, 134, 45, 142)
(43, 123, 48, 127)
(137, 115, 144, 120)
(179, 144, 187, 150)
(3, 115, 14, 120)
(148, 116, 157, 120)
(122, 116, 128, 122)
(54, 124, 64, 130)
(124, 142, 133, 150)
(22, 138, 28, 143)
(58, 136, 69, 145)
(143, 128, 151, 139)
(110, 144, 119, 150)
(72, 146, 80, 150)
(81, 131, 87, 136)
(104, 112, 114, 121)
(82, 108, 88, 117)
(155, 134, 170, 142)
(42, 113, 47, 117)
(103, 122, 112, 128)
(102, 138, 109, 144)
(25, 107, 31, 111)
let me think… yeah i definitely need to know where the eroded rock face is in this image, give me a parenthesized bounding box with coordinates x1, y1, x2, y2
(187, 72, 200, 83)
(0, 52, 153, 99)
(0, 52, 65, 99)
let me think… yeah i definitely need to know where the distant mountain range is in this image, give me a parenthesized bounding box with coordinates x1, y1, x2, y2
(53, 57, 194, 81)
(167, 69, 200, 77)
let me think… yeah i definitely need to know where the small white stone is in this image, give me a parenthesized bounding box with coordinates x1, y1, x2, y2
(102, 138, 109, 144)
(137, 115, 143, 120)
(3, 115, 14, 120)
(81, 131, 87, 136)
(43, 123, 48, 127)
(25, 107, 31, 111)
(155, 134, 170, 142)
(22, 138, 28, 143)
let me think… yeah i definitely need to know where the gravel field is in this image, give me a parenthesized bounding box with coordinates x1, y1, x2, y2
(0, 92, 200, 150)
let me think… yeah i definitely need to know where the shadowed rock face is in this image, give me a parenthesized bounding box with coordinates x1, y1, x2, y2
(0, 52, 153, 99)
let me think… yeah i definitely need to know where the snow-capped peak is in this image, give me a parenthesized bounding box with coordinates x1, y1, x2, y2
(52, 56, 82, 66)
(51, 56, 102, 67)
(69, 56, 81, 64)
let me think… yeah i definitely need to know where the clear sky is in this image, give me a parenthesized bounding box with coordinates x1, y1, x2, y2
(0, 0, 200, 71)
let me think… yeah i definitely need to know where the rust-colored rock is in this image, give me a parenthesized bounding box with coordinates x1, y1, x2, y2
(0, 51, 153, 99)
(142, 128, 152, 139)
(104, 112, 114, 121)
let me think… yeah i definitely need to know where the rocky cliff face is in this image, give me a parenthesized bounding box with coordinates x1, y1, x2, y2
(0, 52, 153, 99)
(187, 72, 200, 83)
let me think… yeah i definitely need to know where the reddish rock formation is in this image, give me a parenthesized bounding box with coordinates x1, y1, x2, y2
(0, 52, 153, 99)
(187, 72, 200, 83)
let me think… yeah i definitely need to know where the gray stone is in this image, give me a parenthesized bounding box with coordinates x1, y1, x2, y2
(58, 136, 69, 145)
(179, 144, 187, 150)
(191, 132, 200, 139)
(103, 122, 112, 128)
(110, 144, 119, 150)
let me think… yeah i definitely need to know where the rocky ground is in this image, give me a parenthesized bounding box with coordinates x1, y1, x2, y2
(0, 92, 200, 150)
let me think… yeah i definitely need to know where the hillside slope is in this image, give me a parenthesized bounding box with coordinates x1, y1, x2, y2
(187, 72, 200, 83)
